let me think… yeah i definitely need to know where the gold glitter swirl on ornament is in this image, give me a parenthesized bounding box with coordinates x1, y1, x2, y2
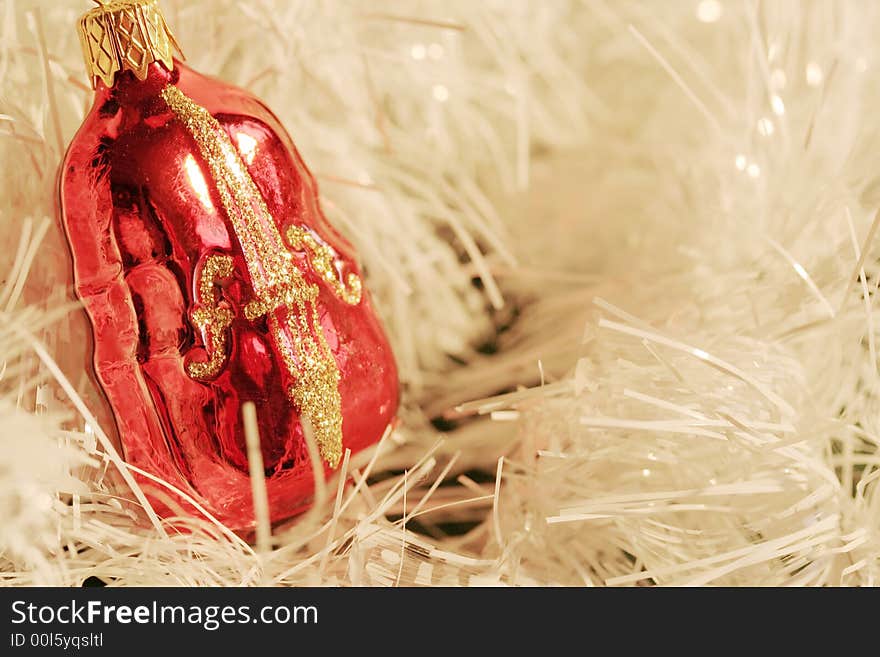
(186, 254, 234, 381)
(286, 225, 362, 305)
(162, 84, 345, 467)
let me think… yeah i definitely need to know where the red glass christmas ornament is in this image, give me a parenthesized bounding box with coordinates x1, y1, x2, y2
(59, 0, 398, 530)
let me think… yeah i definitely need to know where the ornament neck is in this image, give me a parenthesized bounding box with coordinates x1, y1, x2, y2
(97, 61, 179, 106)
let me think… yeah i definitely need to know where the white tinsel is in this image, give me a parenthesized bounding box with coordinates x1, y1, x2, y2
(1, 0, 879, 586)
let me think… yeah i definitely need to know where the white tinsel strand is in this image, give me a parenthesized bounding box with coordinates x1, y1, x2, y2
(456, 1, 880, 584)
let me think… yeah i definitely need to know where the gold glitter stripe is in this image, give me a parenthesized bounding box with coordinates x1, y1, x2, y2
(162, 85, 291, 294)
(162, 84, 345, 467)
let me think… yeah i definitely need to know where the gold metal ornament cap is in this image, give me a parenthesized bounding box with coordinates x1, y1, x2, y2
(78, 0, 184, 89)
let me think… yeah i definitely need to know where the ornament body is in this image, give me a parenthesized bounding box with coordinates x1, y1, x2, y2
(59, 61, 399, 529)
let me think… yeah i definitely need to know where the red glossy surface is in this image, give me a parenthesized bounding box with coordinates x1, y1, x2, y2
(59, 61, 399, 530)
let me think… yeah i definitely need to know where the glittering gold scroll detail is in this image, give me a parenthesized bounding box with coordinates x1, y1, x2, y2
(78, 0, 183, 89)
(286, 225, 362, 305)
(162, 84, 344, 467)
(187, 254, 234, 381)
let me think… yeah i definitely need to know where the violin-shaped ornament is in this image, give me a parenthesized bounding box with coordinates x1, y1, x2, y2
(59, 0, 399, 530)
